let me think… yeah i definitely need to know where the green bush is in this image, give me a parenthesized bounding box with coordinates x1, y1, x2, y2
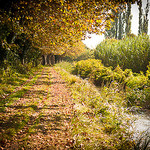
(126, 82, 150, 109)
(74, 59, 129, 86)
(90, 66, 113, 85)
(146, 62, 150, 80)
(126, 73, 148, 89)
(74, 59, 103, 78)
(73, 59, 150, 109)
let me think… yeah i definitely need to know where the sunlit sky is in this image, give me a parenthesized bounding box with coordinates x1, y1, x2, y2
(83, 0, 150, 49)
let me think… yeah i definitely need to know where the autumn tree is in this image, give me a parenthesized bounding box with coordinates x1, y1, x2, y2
(0, 0, 138, 67)
(10, 1, 139, 48)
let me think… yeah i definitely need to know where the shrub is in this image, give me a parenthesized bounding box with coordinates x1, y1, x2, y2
(146, 62, 150, 79)
(74, 59, 103, 78)
(74, 59, 130, 86)
(90, 66, 113, 85)
(126, 73, 148, 89)
(73, 59, 150, 109)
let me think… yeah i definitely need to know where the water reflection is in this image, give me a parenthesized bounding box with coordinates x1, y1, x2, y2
(131, 110, 150, 137)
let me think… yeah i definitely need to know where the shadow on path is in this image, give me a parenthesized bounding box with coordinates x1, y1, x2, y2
(0, 67, 73, 149)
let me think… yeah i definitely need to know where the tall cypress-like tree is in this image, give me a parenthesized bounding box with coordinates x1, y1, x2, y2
(118, 12, 126, 39)
(115, 13, 119, 39)
(104, 10, 118, 39)
(142, 0, 149, 34)
(105, 2, 132, 39)
(138, 0, 143, 35)
(105, 5, 126, 39)
(125, 2, 132, 35)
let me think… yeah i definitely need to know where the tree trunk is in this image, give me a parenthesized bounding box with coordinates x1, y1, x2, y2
(44, 55, 47, 65)
(55, 55, 61, 63)
(47, 54, 51, 66)
(60, 56, 63, 62)
(46, 55, 49, 65)
(115, 16, 118, 39)
(42, 55, 48, 65)
(143, 0, 149, 34)
(51, 54, 55, 65)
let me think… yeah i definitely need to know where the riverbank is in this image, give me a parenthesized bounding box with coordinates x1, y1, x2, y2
(55, 61, 150, 149)
(54, 66, 135, 149)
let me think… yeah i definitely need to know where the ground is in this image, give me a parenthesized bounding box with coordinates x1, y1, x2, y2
(0, 67, 74, 150)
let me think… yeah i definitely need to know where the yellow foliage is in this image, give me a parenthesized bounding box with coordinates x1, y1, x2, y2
(4, 0, 128, 56)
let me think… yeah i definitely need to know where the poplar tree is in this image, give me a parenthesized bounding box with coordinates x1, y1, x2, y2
(115, 13, 119, 39)
(118, 12, 126, 39)
(137, 0, 143, 35)
(142, 0, 149, 34)
(104, 10, 118, 39)
(105, 4, 126, 39)
(125, 1, 132, 35)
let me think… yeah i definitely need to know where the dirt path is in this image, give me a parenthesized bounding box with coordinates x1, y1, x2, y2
(0, 67, 73, 150)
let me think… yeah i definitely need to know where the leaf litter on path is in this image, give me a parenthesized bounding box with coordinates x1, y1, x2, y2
(0, 67, 74, 149)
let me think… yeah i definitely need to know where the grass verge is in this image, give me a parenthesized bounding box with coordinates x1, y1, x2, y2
(0, 65, 43, 101)
(54, 66, 135, 149)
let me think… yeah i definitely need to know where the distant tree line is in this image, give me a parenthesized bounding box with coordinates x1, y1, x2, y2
(105, 0, 149, 39)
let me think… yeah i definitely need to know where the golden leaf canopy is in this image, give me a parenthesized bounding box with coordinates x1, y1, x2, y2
(1, 0, 137, 55)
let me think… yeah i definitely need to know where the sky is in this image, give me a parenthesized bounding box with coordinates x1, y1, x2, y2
(83, 0, 150, 49)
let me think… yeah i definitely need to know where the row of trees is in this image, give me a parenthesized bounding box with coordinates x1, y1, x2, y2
(105, 0, 149, 39)
(0, 0, 139, 71)
(138, 0, 149, 35)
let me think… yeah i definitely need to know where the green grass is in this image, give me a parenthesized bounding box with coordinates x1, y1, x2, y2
(0, 65, 43, 101)
(54, 61, 74, 73)
(54, 66, 135, 149)
(55, 61, 150, 149)
(0, 69, 43, 115)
